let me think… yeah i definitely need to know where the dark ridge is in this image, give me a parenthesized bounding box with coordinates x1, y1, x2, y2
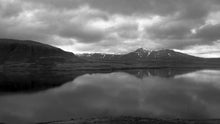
(0, 39, 82, 63)
(0, 71, 83, 94)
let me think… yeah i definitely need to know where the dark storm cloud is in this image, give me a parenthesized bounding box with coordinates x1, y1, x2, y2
(0, 1, 23, 18)
(20, 0, 214, 20)
(147, 21, 191, 39)
(17, 0, 215, 24)
(145, 18, 200, 49)
(87, 0, 188, 16)
(87, 0, 213, 20)
(58, 24, 106, 43)
(20, 0, 82, 9)
(195, 24, 220, 42)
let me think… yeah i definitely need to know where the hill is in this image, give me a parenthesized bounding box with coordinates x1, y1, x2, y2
(0, 39, 81, 64)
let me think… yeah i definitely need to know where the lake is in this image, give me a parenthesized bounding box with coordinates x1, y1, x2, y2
(0, 69, 220, 124)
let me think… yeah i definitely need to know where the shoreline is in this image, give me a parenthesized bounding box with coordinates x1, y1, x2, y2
(36, 116, 220, 124)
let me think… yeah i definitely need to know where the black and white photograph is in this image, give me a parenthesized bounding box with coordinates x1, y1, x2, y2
(1, 0, 220, 124)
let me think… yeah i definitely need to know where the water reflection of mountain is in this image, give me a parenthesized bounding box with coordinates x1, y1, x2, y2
(123, 68, 202, 79)
(0, 68, 201, 94)
(0, 71, 81, 94)
(0, 70, 115, 94)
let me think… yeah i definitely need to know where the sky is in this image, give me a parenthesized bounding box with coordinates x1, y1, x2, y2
(0, 0, 220, 57)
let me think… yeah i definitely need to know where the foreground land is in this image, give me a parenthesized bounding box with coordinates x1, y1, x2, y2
(37, 116, 220, 124)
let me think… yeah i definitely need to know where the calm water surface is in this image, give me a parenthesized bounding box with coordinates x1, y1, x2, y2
(0, 69, 220, 124)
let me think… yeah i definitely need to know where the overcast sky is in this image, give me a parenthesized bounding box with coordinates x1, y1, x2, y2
(1, 0, 220, 57)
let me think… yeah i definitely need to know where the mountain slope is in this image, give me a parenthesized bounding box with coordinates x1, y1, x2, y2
(0, 39, 81, 63)
(120, 48, 200, 61)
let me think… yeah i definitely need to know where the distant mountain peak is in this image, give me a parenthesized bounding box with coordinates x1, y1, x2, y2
(135, 48, 149, 53)
(134, 48, 151, 57)
(129, 48, 184, 58)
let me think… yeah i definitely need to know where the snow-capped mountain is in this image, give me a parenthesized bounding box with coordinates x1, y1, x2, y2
(121, 48, 200, 61)
(77, 53, 122, 61)
(78, 48, 200, 62)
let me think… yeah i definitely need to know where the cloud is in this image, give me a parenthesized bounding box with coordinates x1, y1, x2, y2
(176, 40, 220, 58)
(194, 23, 220, 42)
(0, 2, 110, 45)
(0, 0, 23, 18)
(0, 0, 220, 57)
(143, 15, 198, 49)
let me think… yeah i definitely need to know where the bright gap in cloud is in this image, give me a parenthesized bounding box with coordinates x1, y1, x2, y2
(175, 41, 220, 58)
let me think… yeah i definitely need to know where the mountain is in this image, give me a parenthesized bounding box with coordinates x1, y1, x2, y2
(77, 53, 121, 61)
(77, 48, 220, 68)
(0, 39, 88, 72)
(1, 39, 220, 71)
(0, 39, 81, 64)
(78, 48, 200, 61)
(120, 48, 200, 61)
